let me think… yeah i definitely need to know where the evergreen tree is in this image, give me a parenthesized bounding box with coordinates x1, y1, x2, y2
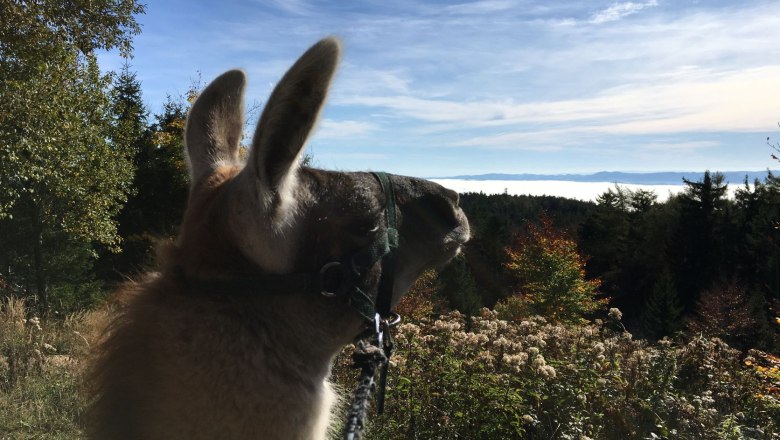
(671, 171, 729, 310)
(437, 256, 481, 316)
(102, 95, 191, 281)
(580, 185, 672, 329)
(94, 64, 153, 283)
(110, 62, 148, 154)
(580, 187, 630, 298)
(642, 269, 684, 339)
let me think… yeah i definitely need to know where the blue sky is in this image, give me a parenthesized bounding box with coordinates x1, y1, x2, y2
(99, 0, 780, 177)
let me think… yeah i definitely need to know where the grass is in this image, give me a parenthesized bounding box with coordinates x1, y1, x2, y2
(0, 297, 108, 439)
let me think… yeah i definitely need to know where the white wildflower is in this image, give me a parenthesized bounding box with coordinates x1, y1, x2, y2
(433, 319, 461, 332)
(398, 322, 421, 337)
(502, 352, 529, 372)
(538, 365, 556, 379)
(29, 316, 42, 331)
(494, 336, 513, 349)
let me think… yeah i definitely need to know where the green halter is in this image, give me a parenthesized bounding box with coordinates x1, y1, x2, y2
(370, 171, 399, 319)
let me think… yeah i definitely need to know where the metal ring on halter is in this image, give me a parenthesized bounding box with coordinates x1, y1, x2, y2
(384, 312, 401, 327)
(374, 313, 384, 347)
(319, 261, 347, 298)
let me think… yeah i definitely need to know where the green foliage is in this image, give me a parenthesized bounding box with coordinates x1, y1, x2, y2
(0, 52, 132, 243)
(395, 269, 448, 320)
(573, 175, 780, 348)
(580, 185, 675, 330)
(458, 192, 596, 306)
(98, 94, 192, 281)
(734, 173, 780, 304)
(0, 0, 143, 71)
(0, 0, 145, 310)
(0, 0, 144, 218)
(503, 216, 605, 323)
(437, 256, 482, 316)
(642, 269, 684, 339)
(332, 310, 779, 440)
(94, 68, 193, 282)
(109, 62, 148, 160)
(671, 171, 731, 310)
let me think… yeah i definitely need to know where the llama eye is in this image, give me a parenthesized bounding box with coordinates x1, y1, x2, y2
(354, 223, 380, 236)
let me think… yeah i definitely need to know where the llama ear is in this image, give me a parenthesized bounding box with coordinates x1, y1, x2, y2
(185, 69, 246, 185)
(246, 37, 340, 192)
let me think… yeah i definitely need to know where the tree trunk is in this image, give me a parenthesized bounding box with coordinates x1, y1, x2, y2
(31, 202, 47, 311)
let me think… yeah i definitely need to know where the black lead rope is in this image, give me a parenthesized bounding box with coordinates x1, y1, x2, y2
(341, 172, 400, 440)
(342, 314, 397, 440)
(367, 171, 399, 415)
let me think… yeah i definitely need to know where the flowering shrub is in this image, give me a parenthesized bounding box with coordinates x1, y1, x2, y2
(1, 297, 777, 439)
(332, 309, 779, 439)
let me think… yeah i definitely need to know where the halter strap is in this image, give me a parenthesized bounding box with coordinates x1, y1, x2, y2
(370, 171, 399, 319)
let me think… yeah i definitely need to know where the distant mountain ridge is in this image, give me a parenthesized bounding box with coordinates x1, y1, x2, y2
(435, 171, 778, 185)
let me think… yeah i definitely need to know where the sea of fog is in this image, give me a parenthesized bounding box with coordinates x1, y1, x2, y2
(431, 179, 744, 202)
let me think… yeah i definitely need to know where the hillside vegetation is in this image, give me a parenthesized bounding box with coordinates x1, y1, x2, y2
(2, 296, 778, 439)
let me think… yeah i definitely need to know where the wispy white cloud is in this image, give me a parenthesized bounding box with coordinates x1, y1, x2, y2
(444, 0, 518, 15)
(590, 0, 658, 24)
(341, 65, 780, 141)
(318, 152, 389, 161)
(637, 141, 721, 153)
(333, 63, 412, 96)
(123, 0, 780, 175)
(315, 119, 379, 139)
(259, 0, 313, 16)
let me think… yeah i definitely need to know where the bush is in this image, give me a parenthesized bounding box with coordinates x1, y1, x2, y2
(504, 217, 606, 324)
(2, 298, 777, 439)
(332, 309, 779, 440)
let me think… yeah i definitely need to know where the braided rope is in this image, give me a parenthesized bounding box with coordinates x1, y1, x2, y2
(342, 338, 388, 440)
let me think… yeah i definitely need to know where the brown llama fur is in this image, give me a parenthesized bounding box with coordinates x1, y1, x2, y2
(88, 38, 469, 440)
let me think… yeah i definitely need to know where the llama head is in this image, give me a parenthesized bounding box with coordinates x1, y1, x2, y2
(176, 37, 469, 343)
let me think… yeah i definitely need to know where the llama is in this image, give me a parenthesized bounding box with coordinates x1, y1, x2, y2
(88, 37, 470, 440)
